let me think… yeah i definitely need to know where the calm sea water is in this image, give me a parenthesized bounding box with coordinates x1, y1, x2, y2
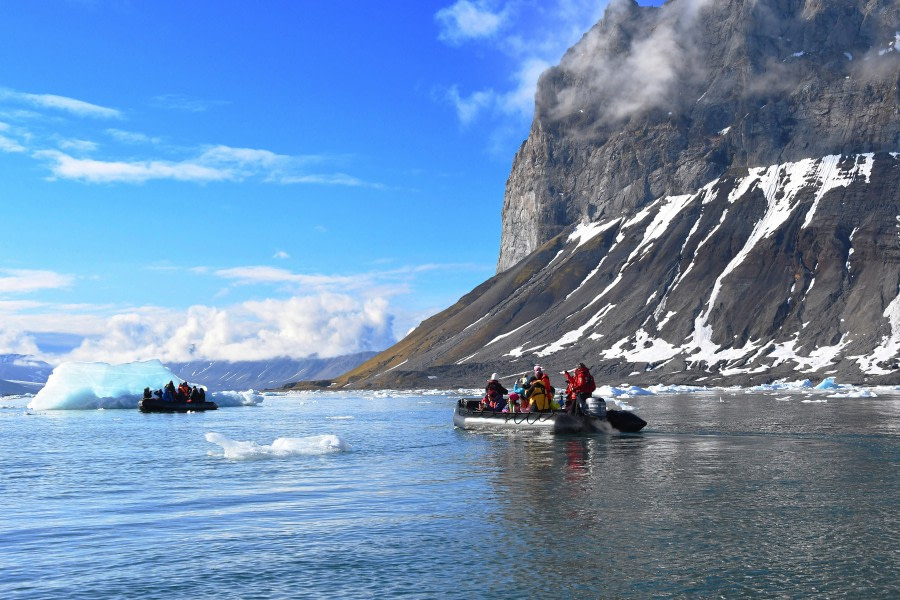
(1, 389, 898, 599)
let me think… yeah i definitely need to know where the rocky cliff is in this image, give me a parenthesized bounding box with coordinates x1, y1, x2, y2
(498, 0, 899, 271)
(302, 0, 899, 389)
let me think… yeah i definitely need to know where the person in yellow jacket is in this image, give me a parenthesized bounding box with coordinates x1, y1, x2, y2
(524, 374, 552, 412)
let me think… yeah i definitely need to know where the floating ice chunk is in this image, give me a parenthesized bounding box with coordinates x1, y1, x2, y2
(205, 432, 351, 460)
(827, 390, 878, 398)
(648, 384, 707, 394)
(28, 360, 187, 410)
(595, 384, 654, 398)
(605, 398, 636, 411)
(750, 379, 813, 391)
(814, 377, 840, 390)
(210, 390, 264, 407)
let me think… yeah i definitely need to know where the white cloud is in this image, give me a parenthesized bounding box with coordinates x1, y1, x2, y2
(32, 144, 379, 187)
(34, 149, 232, 183)
(58, 138, 99, 152)
(0, 269, 75, 294)
(106, 128, 162, 145)
(214, 266, 360, 290)
(62, 294, 396, 363)
(437, 0, 608, 127)
(273, 250, 290, 260)
(0, 88, 121, 119)
(0, 261, 492, 364)
(436, 0, 508, 44)
(151, 93, 229, 113)
(546, 0, 715, 124)
(0, 134, 25, 153)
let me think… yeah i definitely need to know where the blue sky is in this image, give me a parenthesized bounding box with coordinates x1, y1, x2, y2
(0, 0, 661, 365)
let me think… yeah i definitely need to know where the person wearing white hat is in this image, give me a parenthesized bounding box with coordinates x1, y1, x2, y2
(482, 372, 508, 411)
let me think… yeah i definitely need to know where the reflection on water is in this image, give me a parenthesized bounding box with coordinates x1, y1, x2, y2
(1, 390, 897, 598)
(478, 393, 900, 598)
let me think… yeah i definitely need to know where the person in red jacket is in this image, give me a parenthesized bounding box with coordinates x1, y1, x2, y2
(564, 363, 596, 415)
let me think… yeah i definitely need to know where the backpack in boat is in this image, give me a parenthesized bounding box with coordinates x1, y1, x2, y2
(528, 380, 550, 412)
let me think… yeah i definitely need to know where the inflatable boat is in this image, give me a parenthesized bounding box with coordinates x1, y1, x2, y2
(453, 398, 646, 434)
(139, 397, 218, 413)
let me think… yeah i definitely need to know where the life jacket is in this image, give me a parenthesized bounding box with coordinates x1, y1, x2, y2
(528, 380, 550, 411)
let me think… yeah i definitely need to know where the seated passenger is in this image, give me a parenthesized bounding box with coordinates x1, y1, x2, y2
(143, 387, 152, 400)
(513, 373, 528, 398)
(189, 386, 202, 403)
(482, 373, 508, 411)
(504, 392, 520, 412)
(525, 374, 551, 412)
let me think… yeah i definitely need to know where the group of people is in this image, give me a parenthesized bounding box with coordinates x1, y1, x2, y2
(143, 380, 207, 404)
(480, 363, 596, 415)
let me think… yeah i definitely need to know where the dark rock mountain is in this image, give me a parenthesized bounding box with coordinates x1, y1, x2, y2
(304, 0, 899, 389)
(499, 0, 899, 270)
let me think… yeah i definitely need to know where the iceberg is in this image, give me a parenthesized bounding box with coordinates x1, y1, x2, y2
(205, 432, 351, 460)
(209, 390, 264, 407)
(750, 379, 814, 391)
(29, 359, 195, 410)
(814, 377, 840, 390)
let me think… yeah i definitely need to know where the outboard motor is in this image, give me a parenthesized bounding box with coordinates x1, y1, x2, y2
(585, 396, 606, 418)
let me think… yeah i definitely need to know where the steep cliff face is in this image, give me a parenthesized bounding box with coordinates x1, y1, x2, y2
(315, 0, 899, 389)
(334, 152, 900, 388)
(498, 0, 900, 271)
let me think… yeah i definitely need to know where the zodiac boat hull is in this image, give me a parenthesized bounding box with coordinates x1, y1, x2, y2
(453, 399, 646, 434)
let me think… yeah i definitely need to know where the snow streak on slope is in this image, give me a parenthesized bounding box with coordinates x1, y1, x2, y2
(519, 153, 896, 378)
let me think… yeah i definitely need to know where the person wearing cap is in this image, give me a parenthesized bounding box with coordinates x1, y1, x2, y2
(482, 372, 508, 411)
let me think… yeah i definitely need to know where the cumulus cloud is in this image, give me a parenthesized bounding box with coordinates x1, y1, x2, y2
(63, 294, 396, 363)
(0, 88, 121, 119)
(436, 0, 508, 44)
(273, 250, 290, 260)
(0, 259, 493, 364)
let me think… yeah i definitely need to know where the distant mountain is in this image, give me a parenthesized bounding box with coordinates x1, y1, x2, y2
(323, 0, 899, 389)
(0, 352, 376, 395)
(0, 354, 53, 396)
(167, 352, 377, 391)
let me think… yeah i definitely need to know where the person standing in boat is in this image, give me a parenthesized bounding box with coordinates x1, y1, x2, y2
(564, 363, 596, 416)
(163, 381, 177, 402)
(482, 373, 508, 411)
